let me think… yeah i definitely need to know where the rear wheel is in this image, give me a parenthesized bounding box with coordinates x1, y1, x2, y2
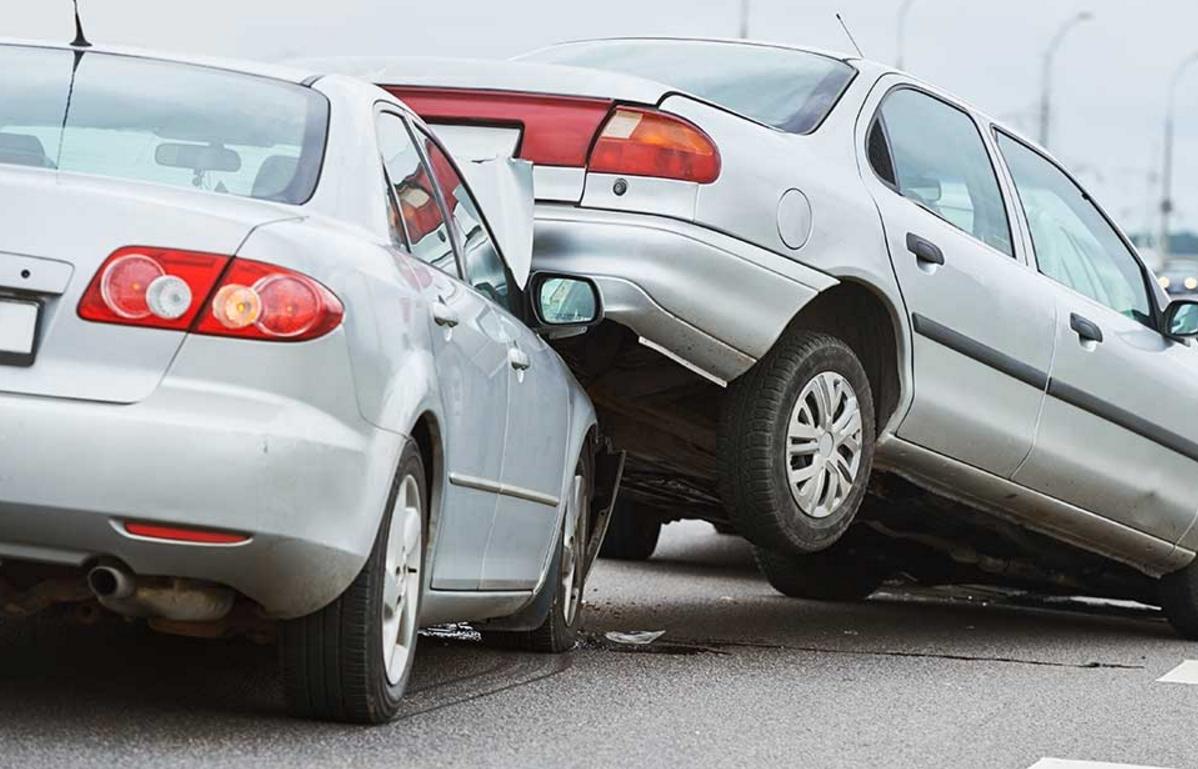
(482, 452, 592, 653)
(598, 498, 662, 561)
(280, 443, 425, 724)
(753, 529, 888, 602)
(719, 330, 875, 556)
(1160, 559, 1198, 640)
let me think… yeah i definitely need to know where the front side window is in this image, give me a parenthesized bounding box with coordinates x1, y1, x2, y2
(414, 128, 514, 313)
(871, 88, 1013, 257)
(995, 132, 1152, 325)
(377, 113, 457, 274)
(0, 45, 328, 204)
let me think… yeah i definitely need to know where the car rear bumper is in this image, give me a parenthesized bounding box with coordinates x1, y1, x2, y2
(532, 204, 838, 383)
(0, 335, 404, 619)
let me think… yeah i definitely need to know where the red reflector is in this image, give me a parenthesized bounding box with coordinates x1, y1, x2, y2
(78, 247, 230, 330)
(124, 521, 249, 545)
(386, 86, 613, 167)
(588, 107, 721, 184)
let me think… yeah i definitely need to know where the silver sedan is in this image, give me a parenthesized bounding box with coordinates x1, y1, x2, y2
(322, 38, 1198, 637)
(0, 40, 614, 723)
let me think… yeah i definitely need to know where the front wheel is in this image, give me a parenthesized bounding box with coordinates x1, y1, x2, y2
(719, 330, 875, 556)
(482, 452, 592, 653)
(598, 498, 662, 561)
(1159, 558, 1198, 640)
(280, 442, 426, 724)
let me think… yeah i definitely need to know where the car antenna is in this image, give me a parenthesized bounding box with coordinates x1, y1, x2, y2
(835, 13, 864, 59)
(70, 0, 91, 48)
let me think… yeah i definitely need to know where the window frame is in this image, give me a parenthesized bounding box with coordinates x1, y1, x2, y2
(990, 125, 1163, 332)
(407, 120, 521, 315)
(864, 84, 1017, 261)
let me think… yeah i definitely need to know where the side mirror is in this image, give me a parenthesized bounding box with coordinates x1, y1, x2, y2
(1165, 299, 1198, 339)
(531, 273, 603, 331)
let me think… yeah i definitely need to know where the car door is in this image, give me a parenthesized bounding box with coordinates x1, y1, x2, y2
(859, 81, 1059, 478)
(378, 111, 511, 591)
(993, 129, 1198, 547)
(413, 128, 572, 590)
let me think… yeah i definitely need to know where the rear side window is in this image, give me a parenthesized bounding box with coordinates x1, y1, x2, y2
(0, 45, 328, 204)
(871, 88, 1013, 257)
(522, 39, 855, 134)
(995, 132, 1152, 325)
(377, 113, 458, 274)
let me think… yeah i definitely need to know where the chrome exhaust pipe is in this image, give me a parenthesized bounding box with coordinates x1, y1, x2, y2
(87, 564, 135, 600)
(86, 564, 234, 622)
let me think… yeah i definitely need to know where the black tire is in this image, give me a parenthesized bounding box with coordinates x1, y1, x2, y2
(598, 497, 662, 561)
(753, 530, 888, 602)
(280, 443, 426, 724)
(719, 330, 876, 556)
(1160, 559, 1198, 640)
(482, 452, 593, 653)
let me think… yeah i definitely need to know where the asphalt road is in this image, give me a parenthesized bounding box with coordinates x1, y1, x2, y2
(1, 520, 1196, 769)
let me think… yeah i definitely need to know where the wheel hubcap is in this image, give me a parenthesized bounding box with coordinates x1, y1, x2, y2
(560, 472, 588, 627)
(785, 371, 864, 520)
(381, 475, 422, 686)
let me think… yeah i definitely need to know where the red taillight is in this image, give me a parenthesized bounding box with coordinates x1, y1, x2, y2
(193, 257, 343, 342)
(123, 520, 250, 545)
(78, 247, 230, 330)
(79, 249, 343, 342)
(588, 107, 721, 184)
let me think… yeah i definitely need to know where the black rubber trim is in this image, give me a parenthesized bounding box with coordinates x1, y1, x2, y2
(912, 312, 1198, 463)
(911, 313, 1049, 390)
(1047, 379, 1198, 463)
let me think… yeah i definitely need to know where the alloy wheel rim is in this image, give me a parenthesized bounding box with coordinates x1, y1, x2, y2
(381, 474, 422, 686)
(785, 371, 864, 520)
(560, 472, 587, 627)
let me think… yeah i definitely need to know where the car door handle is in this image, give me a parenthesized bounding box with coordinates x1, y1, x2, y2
(906, 233, 945, 266)
(1070, 313, 1104, 344)
(431, 299, 459, 328)
(508, 347, 531, 371)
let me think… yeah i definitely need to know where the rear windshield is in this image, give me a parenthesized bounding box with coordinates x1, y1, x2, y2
(521, 39, 856, 134)
(0, 45, 329, 204)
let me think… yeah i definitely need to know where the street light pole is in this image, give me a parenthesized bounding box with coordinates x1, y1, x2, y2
(1039, 11, 1092, 149)
(1158, 52, 1198, 262)
(896, 0, 917, 71)
(738, 0, 750, 39)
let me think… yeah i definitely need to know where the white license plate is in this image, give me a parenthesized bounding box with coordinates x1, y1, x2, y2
(0, 298, 39, 365)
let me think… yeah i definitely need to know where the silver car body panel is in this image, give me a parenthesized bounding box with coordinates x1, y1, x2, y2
(0, 43, 596, 625)
(375, 42, 1198, 578)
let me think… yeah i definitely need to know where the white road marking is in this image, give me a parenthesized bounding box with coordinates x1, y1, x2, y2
(1157, 659, 1198, 685)
(1030, 760, 1175, 769)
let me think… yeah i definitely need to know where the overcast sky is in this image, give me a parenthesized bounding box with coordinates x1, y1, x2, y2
(9, 0, 1198, 240)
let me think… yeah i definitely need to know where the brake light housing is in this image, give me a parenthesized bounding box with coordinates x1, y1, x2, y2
(78, 247, 230, 330)
(79, 248, 343, 342)
(588, 107, 721, 184)
(193, 257, 343, 341)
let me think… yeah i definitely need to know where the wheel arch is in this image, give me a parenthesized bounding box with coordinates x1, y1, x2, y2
(782, 278, 906, 432)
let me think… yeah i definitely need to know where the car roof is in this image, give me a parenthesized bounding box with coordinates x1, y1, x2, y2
(0, 37, 321, 85)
